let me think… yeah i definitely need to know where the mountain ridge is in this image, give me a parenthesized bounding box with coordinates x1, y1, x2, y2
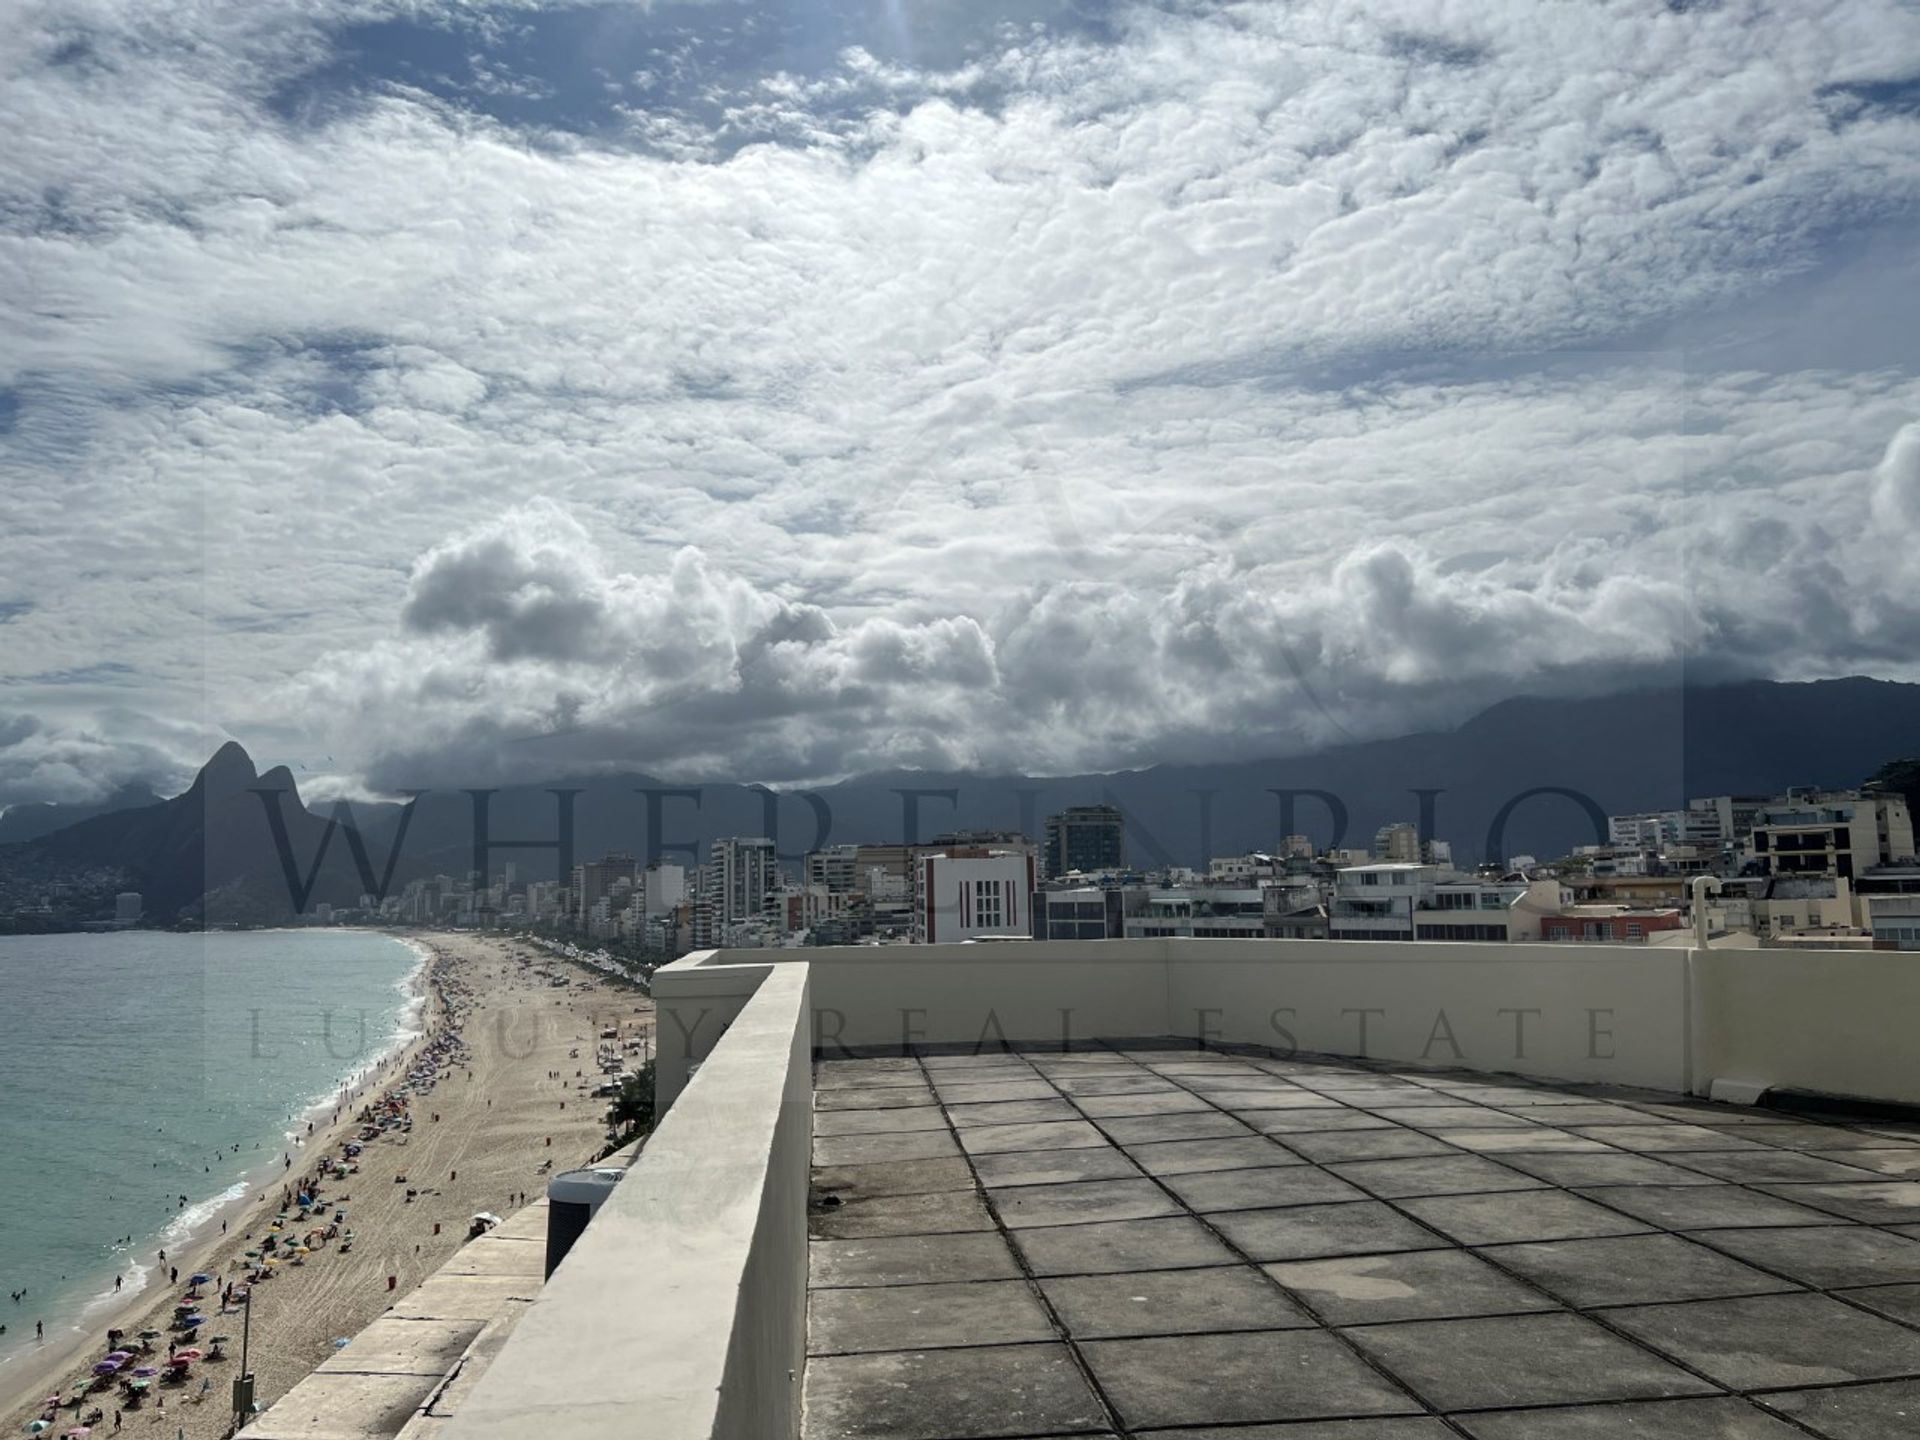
(4, 676, 1916, 921)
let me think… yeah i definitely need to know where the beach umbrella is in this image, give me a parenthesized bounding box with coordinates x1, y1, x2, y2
(130, 1368, 158, 1379)
(188, 1273, 211, 1285)
(90, 1364, 119, 1377)
(207, 1335, 231, 1345)
(62, 1428, 89, 1437)
(172, 1350, 202, 1362)
(24, 1420, 50, 1433)
(125, 1382, 149, 1393)
(137, 1330, 160, 1341)
(103, 1352, 132, 1362)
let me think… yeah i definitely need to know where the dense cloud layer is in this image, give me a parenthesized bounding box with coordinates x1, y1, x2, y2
(1, 0, 1918, 799)
(0, 710, 207, 804)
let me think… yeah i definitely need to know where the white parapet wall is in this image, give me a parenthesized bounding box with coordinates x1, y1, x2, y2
(1691, 946, 1920, 1106)
(657, 937, 1920, 1108)
(661, 938, 1689, 1094)
(1166, 938, 1689, 1093)
(444, 961, 813, 1440)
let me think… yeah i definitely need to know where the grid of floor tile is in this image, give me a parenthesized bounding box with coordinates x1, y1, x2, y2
(801, 1044, 1920, 1440)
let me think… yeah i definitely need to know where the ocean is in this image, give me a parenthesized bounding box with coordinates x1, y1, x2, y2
(0, 930, 423, 1374)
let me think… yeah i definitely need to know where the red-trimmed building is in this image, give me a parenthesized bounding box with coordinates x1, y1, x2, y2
(1541, 906, 1684, 943)
(912, 848, 1037, 944)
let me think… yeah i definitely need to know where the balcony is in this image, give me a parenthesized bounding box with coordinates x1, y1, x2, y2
(435, 939, 1920, 1440)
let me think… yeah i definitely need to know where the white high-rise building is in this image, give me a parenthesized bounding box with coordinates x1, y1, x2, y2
(711, 837, 778, 926)
(644, 862, 687, 918)
(1608, 811, 1684, 850)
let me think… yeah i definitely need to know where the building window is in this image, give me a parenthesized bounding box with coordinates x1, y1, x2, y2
(974, 879, 1004, 929)
(1416, 923, 1506, 942)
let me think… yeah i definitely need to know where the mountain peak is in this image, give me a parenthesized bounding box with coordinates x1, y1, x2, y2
(192, 740, 259, 793)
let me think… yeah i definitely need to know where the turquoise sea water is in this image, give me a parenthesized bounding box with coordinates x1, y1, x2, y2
(0, 931, 422, 1375)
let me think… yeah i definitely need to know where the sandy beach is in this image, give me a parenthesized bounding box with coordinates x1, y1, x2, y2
(0, 932, 650, 1440)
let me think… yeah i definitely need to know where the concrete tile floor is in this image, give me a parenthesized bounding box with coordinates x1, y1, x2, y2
(802, 1046, 1920, 1439)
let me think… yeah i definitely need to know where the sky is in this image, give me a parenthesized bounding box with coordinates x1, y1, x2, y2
(2, 0, 1919, 805)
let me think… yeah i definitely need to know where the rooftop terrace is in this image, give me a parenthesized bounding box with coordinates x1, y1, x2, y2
(428, 940, 1920, 1440)
(806, 1046, 1920, 1438)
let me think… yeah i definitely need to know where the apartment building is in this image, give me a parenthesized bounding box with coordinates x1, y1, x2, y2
(912, 848, 1037, 943)
(1749, 790, 1916, 878)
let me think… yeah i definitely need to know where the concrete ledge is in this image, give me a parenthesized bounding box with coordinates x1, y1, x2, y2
(444, 963, 813, 1440)
(241, 1203, 561, 1440)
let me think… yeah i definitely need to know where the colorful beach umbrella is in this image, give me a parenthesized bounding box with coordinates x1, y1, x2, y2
(90, 1364, 119, 1377)
(189, 1274, 211, 1285)
(130, 1368, 158, 1379)
(25, 1420, 50, 1432)
(172, 1349, 203, 1362)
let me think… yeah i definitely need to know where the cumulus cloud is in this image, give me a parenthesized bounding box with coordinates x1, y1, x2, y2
(0, 710, 204, 807)
(292, 502, 1002, 783)
(3, 0, 1920, 788)
(1871, 422, 1920, 534)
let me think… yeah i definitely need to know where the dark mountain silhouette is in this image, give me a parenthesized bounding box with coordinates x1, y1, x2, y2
(5, 676, 1917, 920)
(340, 676, 1920, 881)
(7, 742, 370, 923)
(0, 782, 163, 843)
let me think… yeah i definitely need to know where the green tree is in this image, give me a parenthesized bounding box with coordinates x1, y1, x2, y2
(605, 1060, 656, 1146)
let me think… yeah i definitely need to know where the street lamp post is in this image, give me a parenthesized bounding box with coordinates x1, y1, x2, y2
(229, 1288, 254, 1434)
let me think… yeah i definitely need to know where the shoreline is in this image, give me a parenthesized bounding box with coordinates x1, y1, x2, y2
(0, 935, 440, 1415)
(0, 932, 642, 1440)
